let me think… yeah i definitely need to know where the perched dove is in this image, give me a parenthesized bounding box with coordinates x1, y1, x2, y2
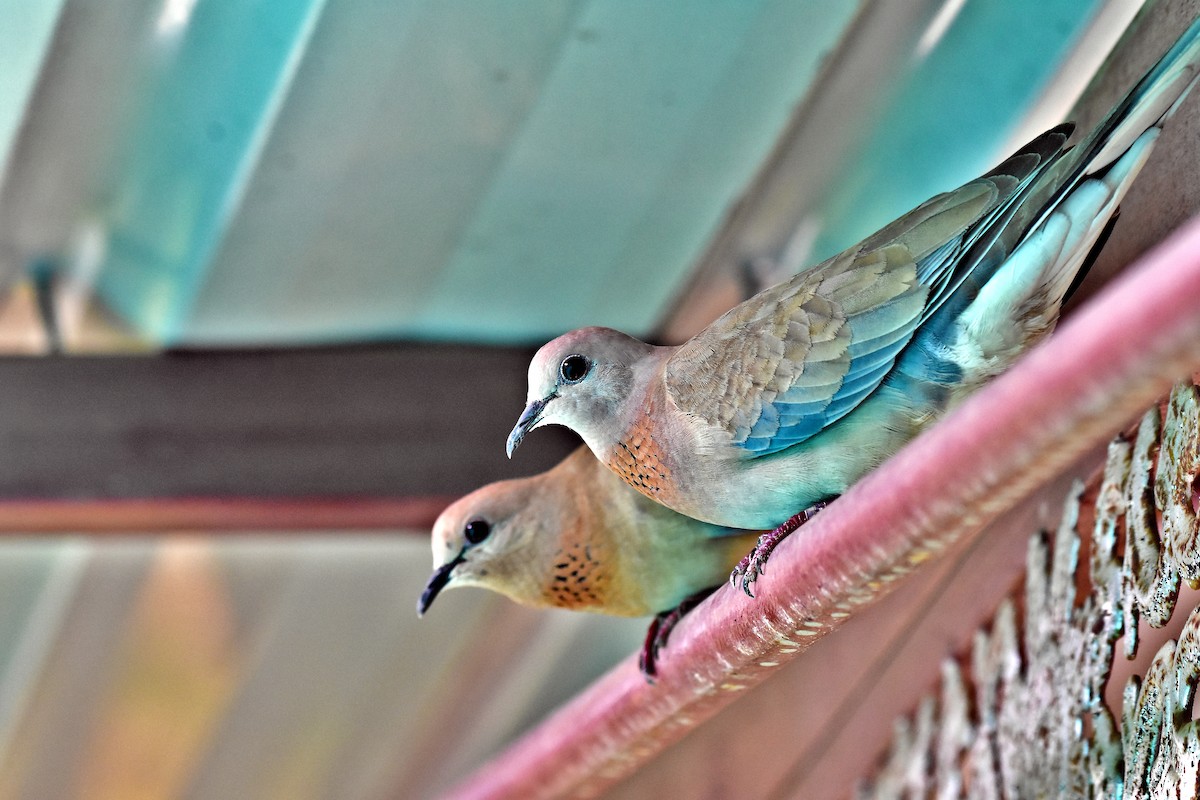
(508, 18, 1200, 592)
(418, 446, 760, 676)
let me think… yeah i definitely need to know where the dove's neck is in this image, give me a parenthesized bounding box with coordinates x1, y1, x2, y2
(595, 350, 684, 508)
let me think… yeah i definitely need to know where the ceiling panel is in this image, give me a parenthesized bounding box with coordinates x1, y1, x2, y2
(0, 0, 64, 181)
(0, 537, 646, 799)
(186, 0, 862, 345)
(0, 0, 862, 348)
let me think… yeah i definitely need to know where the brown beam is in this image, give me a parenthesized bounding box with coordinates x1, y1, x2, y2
(0, 497, 455, 533)
(0, 344, 576, 506)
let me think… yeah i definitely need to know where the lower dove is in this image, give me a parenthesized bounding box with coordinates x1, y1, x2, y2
(418, 446, 760, 677)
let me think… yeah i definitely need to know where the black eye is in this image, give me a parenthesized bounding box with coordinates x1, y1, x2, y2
(463, 518, 491, 545)
(559, 354, 590, 384)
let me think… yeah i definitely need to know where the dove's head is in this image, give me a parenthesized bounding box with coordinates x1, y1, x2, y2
(418, 477, 560, 616)
(507, 326, 654, 457)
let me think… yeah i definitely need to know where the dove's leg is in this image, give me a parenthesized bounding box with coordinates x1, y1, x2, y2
(638, 586, 719, 680)
(731, 500, 831, 597)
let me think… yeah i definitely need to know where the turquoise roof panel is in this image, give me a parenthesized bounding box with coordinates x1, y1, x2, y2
(180, 0, 861, 345)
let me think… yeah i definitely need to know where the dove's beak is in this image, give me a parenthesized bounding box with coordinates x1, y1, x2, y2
(506, 395, 551, 458)
(417, 549, 466, 616)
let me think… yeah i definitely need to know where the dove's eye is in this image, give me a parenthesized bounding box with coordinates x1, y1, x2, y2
(463, 518, 491, 545)
(559, 354, 590, 384)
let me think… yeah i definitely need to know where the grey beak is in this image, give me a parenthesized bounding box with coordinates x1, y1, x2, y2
(417, 550, 466, 616)
(506, 395, 550, 458)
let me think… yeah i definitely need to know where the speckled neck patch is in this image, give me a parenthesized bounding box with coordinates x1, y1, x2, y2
(543, 540, 606, 609)
(607, 410, 673, 502)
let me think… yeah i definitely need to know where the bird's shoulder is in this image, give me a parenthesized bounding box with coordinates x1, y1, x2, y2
(661, 243, 922, 444)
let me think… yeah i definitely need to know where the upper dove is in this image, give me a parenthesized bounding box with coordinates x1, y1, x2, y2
(506, 16, 1200, 585)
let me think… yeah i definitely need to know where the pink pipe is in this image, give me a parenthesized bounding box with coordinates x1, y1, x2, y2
(443, 215, 1200, 800)
(0, 496, 455, 533)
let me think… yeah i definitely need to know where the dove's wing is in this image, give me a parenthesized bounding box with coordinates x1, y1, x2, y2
(663, 126, 1074, 457)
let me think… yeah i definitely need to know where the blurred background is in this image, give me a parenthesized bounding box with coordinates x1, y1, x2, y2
(0, 0, 1182, 797)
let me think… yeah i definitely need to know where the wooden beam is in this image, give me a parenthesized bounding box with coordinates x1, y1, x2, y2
(0, 344, 576, 513)
(0, 497, 455, 533)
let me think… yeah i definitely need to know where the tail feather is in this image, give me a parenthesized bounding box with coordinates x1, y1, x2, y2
(896, 16, 1200, 395)
(950, 128, 1158, 387)
(1061, 206, 1119, 306)
(917, 125, 1074, 324)
(1087, 14, 1200, 172)
(998, 15, 1200, 260)
(971, 15, 1200, 322)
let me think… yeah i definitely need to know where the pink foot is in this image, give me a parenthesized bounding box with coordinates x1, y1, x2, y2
(730, 501, 830, 597)
(638, 587, 717, 680)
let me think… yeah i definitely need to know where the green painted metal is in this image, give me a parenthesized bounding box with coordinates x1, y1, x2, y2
(182, 0, 859, 345)
(0, 542, 86, 759)
(405, 0, 861, 342)
(0, 1, 1111, 346)
(93, 0, 327, 342)
(0, 0, 65, 186)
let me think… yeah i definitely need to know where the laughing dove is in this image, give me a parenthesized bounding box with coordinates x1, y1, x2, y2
(418, 446, 760, 676)
(508, 18, 1200, 592)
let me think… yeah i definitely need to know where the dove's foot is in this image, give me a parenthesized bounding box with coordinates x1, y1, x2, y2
(639, 586, 718, 681)
(730, 500, 831, 597)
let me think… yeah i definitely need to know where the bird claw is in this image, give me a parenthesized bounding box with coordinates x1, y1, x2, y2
(639, 502, 833, 677)
(729, 538, 767, 597)
(638, 587, 718, 681)
(729, 501, 830, 598)
(730, 534, 775, 596)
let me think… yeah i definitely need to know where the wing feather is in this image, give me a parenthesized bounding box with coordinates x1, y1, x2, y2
(664, 125, 1074, 457)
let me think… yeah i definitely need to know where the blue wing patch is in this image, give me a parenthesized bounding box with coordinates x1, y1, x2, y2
(738, 289, 927, 456)
(732, 125, 1075, 458)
